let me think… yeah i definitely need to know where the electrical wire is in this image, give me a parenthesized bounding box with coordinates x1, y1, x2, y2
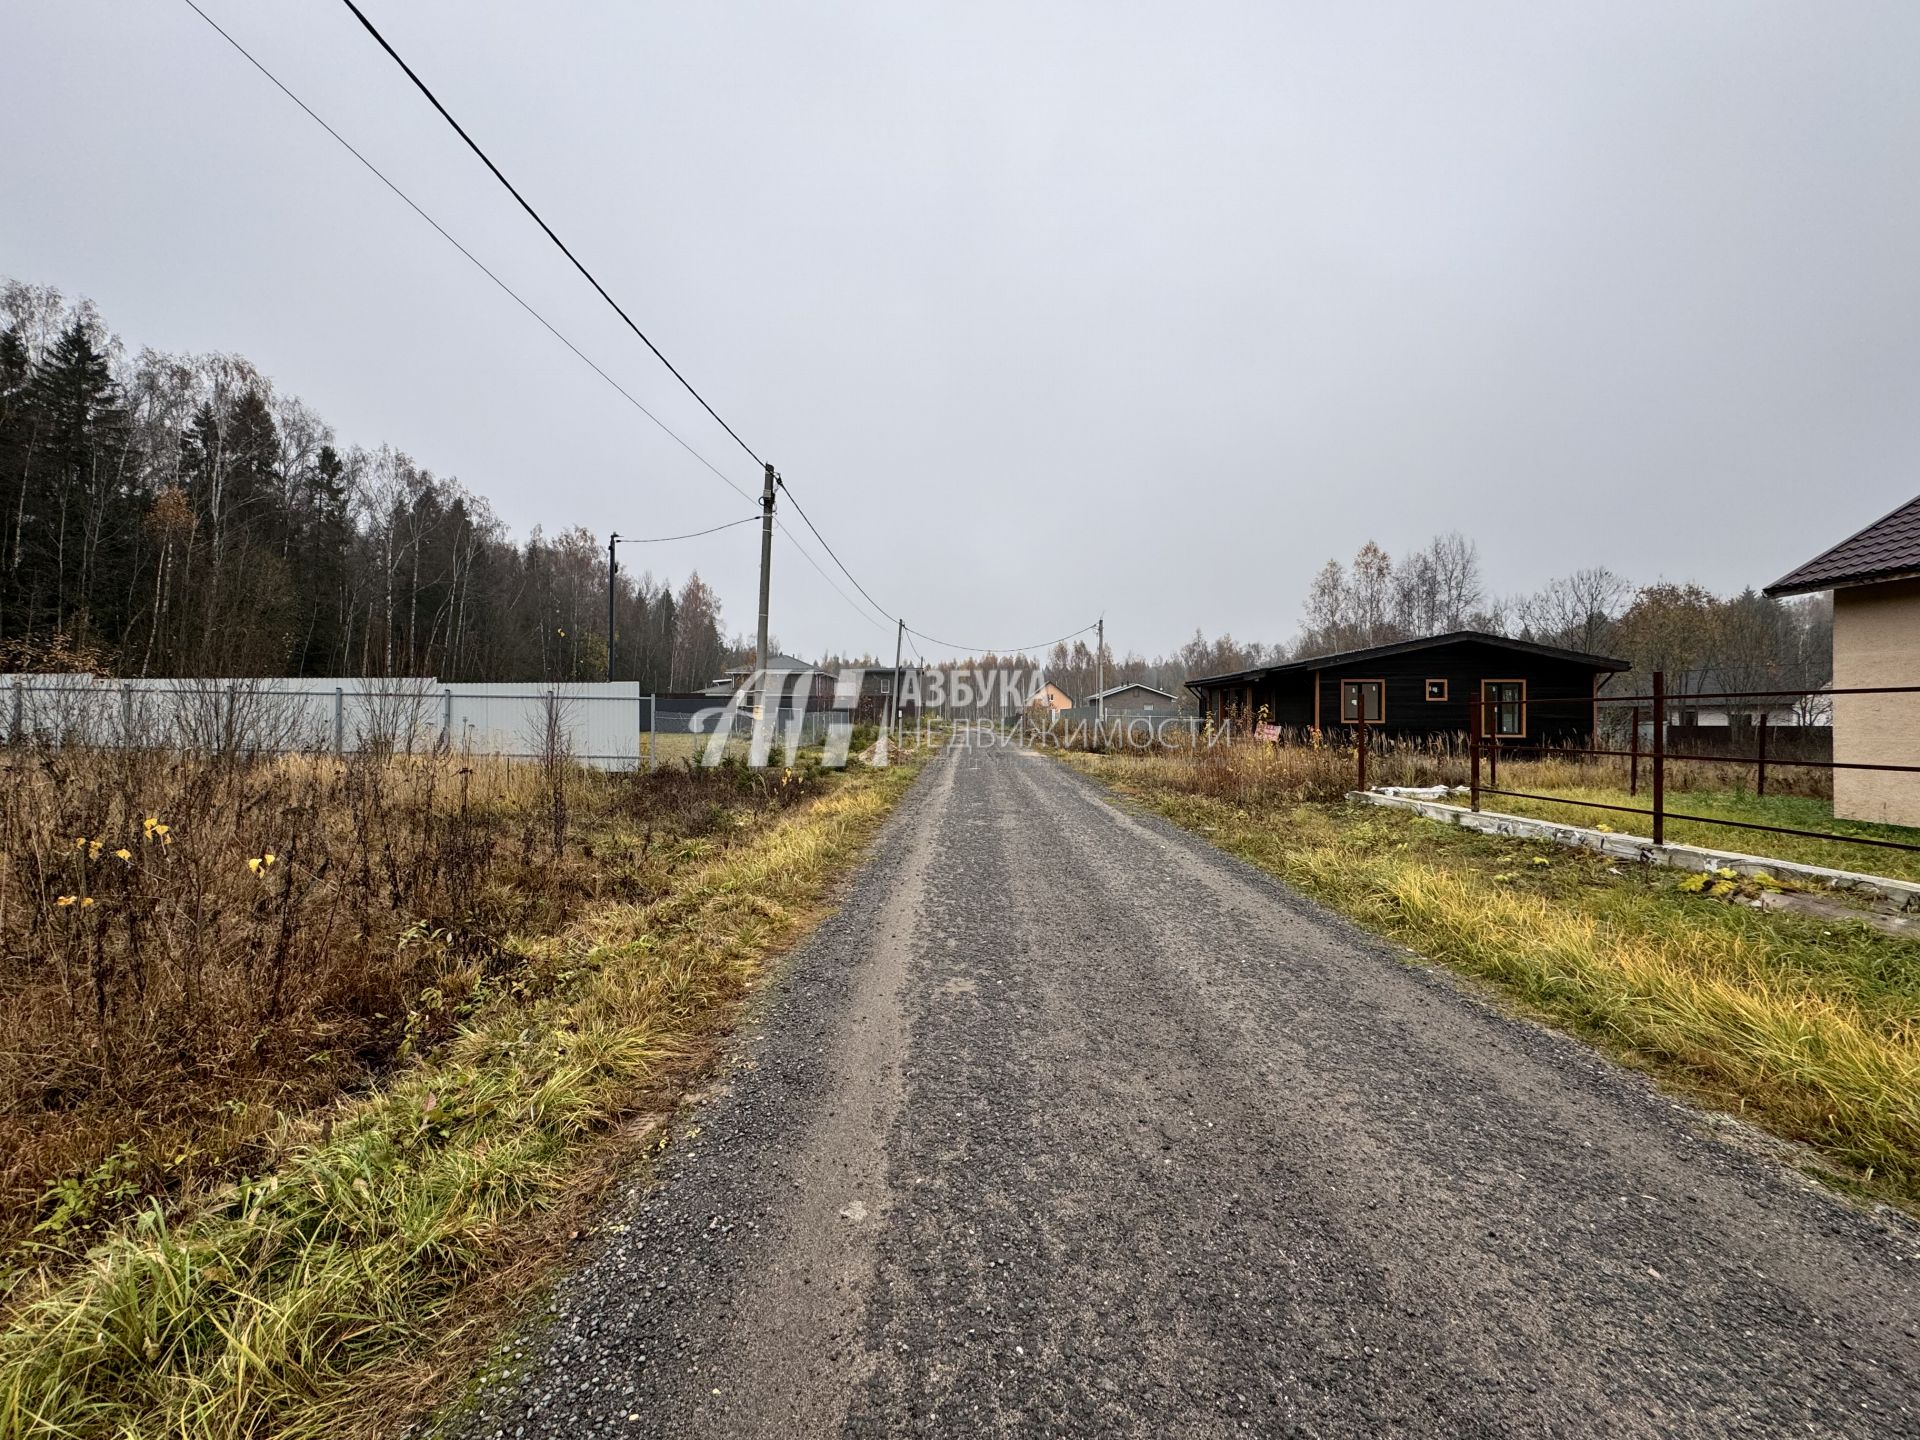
(616, 515, 757, 544)
(184, 0, 898, 651)
(186, 0, 1078, 662)
(904, 620, 1099, 656)
(339, 0, 909, 638)
(178, 0, 758, 507)
(337, 0, 762, 468)
(774, 522, 892, 637)
(773, 477, 894, 624)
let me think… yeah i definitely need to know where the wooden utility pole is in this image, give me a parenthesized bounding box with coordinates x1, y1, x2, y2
(891, 617, 905, 747)
(606, 532, 618, 681)
(756, 464, 776, 713)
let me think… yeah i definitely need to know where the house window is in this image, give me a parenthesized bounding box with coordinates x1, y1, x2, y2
(1340, 679, 1384, 724)
(1424, 679, 1448, 702)
(1481, 680, 1526, 737)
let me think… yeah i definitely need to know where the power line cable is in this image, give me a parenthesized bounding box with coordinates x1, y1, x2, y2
(336, 0, 906, 643)
(617, 515, 758, 544)
(773, 477, 894, 623)
(337, 0, 762, 468)
(178, 0, 757, 508)
(187, 0, 893, 650)
(904, 620, 1099, 656)
(774, 522, 892, 636)
(188, 0, 1038, 659)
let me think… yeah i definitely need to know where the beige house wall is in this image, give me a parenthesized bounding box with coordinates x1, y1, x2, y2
(1035, 682, 1073, 712)
(1833, 578, 1920, 828)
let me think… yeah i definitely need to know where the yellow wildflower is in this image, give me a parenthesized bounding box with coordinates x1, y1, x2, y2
(114, 848, 132, 861)
(74, 837, 87, 850)
(263, 852, 277, 867)
(80, 897, 95, 908)
(87, 840, 103, 861)
(247, 857, 263, 874)
(55, 895, 77, 907)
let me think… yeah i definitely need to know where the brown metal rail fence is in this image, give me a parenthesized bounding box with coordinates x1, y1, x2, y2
(1452, 671, 1920, 862)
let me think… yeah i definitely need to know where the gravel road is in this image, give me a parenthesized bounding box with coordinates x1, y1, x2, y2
(455, 737, 1920, 1438)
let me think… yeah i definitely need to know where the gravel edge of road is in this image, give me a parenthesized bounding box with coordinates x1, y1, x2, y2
(431, 749, 945, 1439)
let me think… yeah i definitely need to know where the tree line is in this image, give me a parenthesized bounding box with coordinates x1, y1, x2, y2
(1040, 533, 1831, 712)
(0, 279, 737, 689)
(3, 277, 1836, 711)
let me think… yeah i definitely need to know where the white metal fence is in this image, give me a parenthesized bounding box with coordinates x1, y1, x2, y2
(0, 675, 828, 770)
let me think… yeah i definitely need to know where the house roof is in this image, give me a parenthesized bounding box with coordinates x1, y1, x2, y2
(1088, 683, 1177, 702)
(1185, 630, 1630, 692)
(1765, 493, 1920, 596)
(722, 653, 819, 677)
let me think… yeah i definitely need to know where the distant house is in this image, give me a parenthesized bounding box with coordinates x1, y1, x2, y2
(701, 653, 836, 709)
(1031, 681, 1073, 713)
(1185, 631, 1628, 743)
(1659, 671, 1817, 730)
(1087, 683, 1181, 715)
(853, 665, 914, 722)
(1766, 492, 1920, 827)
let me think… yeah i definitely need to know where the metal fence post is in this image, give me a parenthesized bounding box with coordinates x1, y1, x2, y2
(1651, 670, 1666, 846)
(648, 693, 658, 771)
(1468, 700, 1481, 811)
(333, 686, 345, 756)
(1756, 711, 1768, 797)
(442, 688, 454, 750)
(1629, 705, 1640, 796)
(1355, 714, 1367, 791)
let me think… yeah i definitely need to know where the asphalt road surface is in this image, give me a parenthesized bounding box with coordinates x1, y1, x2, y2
(457, 737, 1920, 1438)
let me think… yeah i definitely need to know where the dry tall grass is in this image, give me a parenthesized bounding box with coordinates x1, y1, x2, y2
(0, 738, 835, 1276)
(1092, 725, 1834, 808)
(0, 745, 921, 1439)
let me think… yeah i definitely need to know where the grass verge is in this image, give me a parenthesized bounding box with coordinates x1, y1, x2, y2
(0, 753, 923, 1440)
(1067, 751, 1920, 1212)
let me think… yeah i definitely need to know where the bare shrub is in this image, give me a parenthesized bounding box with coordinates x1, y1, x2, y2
(169, 678, 319, 760)
(529, 689, 577, 856)
(354, 676, 441, 758)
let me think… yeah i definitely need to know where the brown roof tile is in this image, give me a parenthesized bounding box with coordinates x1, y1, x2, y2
(1765, 493, 1920, 596)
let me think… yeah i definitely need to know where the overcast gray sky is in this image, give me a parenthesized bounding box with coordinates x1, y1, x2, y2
(5, 1, 1918, 660)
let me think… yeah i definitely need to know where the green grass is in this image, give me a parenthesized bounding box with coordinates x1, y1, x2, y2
(1068, 751, 1920, 1213)
(1479, 785, 1920, 882)
(0, 755, 925, 1440)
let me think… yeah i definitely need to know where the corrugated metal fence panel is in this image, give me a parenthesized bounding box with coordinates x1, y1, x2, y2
(1, 676, 860, 767)
(4, 676, 660, 769)
(446, 684, 651, 768)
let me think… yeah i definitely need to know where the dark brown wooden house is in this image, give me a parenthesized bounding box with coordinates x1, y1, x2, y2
(1186, 631, 1629, 743)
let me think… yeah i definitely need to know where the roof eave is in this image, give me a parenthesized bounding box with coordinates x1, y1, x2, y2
(1765, 566, 1920, 598)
